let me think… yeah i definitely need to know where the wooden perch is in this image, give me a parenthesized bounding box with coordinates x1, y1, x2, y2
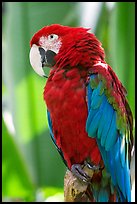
(64, 166, 95, 202)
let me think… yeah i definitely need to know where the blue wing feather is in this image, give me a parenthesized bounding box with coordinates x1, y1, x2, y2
(120, 137, 126, 167)
(98, 189, 109, 202)
(99, 102, 114, 144)
(47, 110, 56, 144)
(86, 74, 131, 201)
(104, 112, 117, 151)
(87, 110, 102, 137)
(90, 81, 104, 109)
(86, 94, 106, 135)
(86, 108, 98, 132)
(125, 158, 131, 201)
(97, 98, 109, 139)
(113, 137, 126, 197)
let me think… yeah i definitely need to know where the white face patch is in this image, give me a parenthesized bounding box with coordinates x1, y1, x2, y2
(39, 35, 62, 54)
(29, 44, 45, 76)
(30, 34, 62, 77)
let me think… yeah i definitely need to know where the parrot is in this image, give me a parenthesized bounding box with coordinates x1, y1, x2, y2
(29, 24, 134, 202)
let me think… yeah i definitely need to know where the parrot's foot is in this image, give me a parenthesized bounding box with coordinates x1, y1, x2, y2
(71, 164, 91, 183)
(84, 160, 100, 171)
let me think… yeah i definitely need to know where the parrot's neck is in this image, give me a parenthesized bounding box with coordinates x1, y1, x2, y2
(54, 31, 105, 70)
(48, 66, 89, 84)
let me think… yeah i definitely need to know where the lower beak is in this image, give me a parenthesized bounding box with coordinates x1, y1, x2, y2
(39, 48, 56, 67)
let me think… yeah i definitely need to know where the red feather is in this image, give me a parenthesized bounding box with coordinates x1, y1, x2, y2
(44, 68, 102, 169)
(30, 24, 133, 201)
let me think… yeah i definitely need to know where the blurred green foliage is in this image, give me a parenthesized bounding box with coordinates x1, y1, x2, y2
(2, 2, 135, 202)
(2, 118, 35, 201)
(109, 2, 135, 117)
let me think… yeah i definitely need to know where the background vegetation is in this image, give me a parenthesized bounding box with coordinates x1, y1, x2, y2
(2, 2, 135, 202)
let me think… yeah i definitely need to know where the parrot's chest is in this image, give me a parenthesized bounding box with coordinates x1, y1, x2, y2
(44, 69, 87, 115)
(43, 69, 98, 168)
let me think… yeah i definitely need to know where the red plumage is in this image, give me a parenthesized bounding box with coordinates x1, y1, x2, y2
(30, 24, 133, 201)
(43, 67, 102, 169)
(30, 24, 104, 169)
(30, 24, 130, 168)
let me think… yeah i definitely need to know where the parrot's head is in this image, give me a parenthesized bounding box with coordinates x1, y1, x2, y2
(29, 24, 105, 77)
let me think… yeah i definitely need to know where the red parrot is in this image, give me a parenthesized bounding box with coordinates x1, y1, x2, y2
(29, 24, 133, 202)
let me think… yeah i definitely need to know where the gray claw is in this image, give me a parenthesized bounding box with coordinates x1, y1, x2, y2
(84, 160, 100, 170)
(71, 164, 91, 183)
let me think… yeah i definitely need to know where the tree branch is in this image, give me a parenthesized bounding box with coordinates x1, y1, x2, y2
(64, 166, 95, 202)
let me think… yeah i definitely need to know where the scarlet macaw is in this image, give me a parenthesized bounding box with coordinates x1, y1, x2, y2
(29, 24, 133, 202)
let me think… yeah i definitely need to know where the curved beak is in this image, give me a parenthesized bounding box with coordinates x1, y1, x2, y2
(29, 44, 56, 77)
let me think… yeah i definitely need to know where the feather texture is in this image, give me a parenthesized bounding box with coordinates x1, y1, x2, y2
(30, 24, 133, 202)
(86, 73, 132, 201)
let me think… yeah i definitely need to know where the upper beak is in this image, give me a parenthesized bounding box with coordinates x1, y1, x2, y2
(29, 44, 56, 77)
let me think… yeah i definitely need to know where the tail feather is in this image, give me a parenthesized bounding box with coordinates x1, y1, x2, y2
(91, 186, 117, 202)
(89, 168, 127, 202)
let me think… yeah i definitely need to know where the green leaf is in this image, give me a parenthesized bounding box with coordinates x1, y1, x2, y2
(3, 2, 76, 189)
(108, 2, 135, 117)
(95, 2, 135, 118)
(2, 118, 35, 200)
(41, 186, 63, 198)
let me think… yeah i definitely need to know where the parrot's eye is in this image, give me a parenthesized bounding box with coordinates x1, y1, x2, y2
(48, 34, 58, 41)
